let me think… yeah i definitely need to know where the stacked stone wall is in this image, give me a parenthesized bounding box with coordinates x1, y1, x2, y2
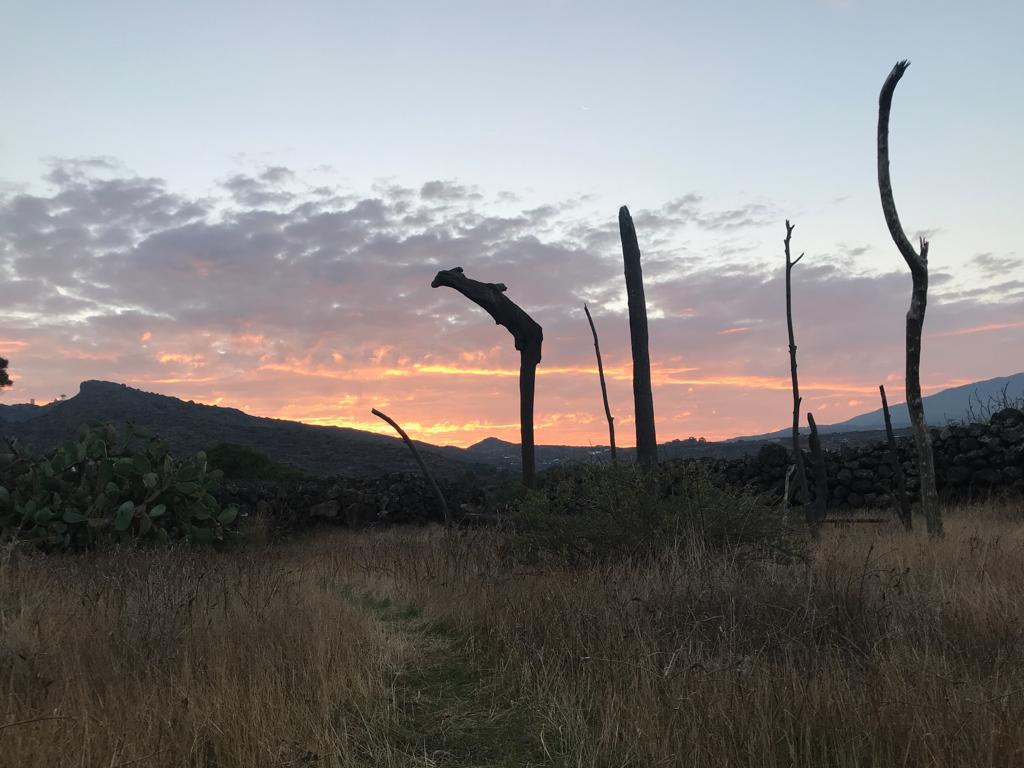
(219, 408, 1024, 529)
(663, 407, 1024, 511)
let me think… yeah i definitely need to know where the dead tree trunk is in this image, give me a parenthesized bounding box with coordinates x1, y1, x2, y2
(372, 408, 451, 526)
(584, 303, 616, 463)
(877, 60, 942, 537)
(879, 384, 912, 531)
(430, 267, 543, 488)
(806, 412, 828, 528)
(784, 220, 810, 514)
(619, 206, 657, 467)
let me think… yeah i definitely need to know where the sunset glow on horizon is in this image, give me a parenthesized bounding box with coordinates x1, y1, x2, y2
(1, 159, 1020, 448)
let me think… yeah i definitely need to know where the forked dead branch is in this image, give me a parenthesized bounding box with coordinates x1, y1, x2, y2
(783, 220, 810, 517)
(877, 59, 942, 537)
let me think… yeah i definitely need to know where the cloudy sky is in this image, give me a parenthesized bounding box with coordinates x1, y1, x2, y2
(1, 0, 1022, 446)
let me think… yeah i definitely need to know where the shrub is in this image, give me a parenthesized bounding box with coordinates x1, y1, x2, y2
(206, 442, 310, 481)
(0, 423, 238, 551)
(509, 462, 807, 567)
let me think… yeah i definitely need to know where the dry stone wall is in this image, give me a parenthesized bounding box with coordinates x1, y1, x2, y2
(219, 409, 1024, 530)
(218, 472, 484, 531)
(663, 407, 1024, 511)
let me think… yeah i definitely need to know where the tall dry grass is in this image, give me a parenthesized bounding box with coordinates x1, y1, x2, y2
(359, 501, 1024, 767)
(0, 541, 414, 767)
(4, 499, 1024, 766)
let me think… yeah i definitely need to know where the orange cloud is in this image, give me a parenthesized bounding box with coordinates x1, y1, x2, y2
(0, 340, 28, 354)
(131, 376, 222, 385)
(158, 353, 206, 366)
(230, 333, 265, 349)
(934, 322, 1024, 338)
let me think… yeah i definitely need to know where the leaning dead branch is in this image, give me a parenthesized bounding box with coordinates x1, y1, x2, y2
(584, 302, 616, 463)
(371, 408, 451, 526)
(877, 59, 941, 537)
(430, 267, 543, 487)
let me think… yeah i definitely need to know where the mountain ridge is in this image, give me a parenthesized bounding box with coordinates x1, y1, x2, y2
(732, 371, 1024, 442)
(3, 373, 1019, 477)
(0, 380, 487, 479)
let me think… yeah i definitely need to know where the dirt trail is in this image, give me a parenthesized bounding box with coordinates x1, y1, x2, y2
(353, 592, 559, 768)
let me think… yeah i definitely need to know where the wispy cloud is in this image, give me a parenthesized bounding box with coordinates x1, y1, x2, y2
(1, 159, 1021, 445)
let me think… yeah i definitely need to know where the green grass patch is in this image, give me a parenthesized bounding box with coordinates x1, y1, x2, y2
(350, 589, 564, 767)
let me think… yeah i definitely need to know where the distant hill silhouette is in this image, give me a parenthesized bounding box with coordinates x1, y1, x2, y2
(733, 371, 1024, 441)
(3, 373, 1018, 477)
(0, 400, 57, 423)
(0, 380, 488, 479)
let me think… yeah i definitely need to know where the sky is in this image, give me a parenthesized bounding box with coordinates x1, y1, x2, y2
(1, 0, 1022, 447)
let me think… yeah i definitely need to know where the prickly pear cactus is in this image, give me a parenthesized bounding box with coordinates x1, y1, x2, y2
(0, 423, 239, 551)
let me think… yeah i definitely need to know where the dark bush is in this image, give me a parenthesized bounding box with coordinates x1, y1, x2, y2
(206, 442, 310, 482)
(508, 462, 807, 567)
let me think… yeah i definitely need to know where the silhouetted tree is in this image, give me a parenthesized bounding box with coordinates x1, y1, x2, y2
(879, 384, 912, 531)
(784, 220, 810, 515)
(431, 267, 543, 487)
(619, 206, 657, 467)
(584, 303, 616, 463)
(372, 408, 450, 526)
(877, 60, 941, 537)
(0, 357, 10, 389)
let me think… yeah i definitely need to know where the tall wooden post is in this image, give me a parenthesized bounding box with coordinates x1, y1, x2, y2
(806, 412, 828, 528)
(877, 60, 941, 537)
(879, 384, 912, 531)
(619, 206, 658, 467)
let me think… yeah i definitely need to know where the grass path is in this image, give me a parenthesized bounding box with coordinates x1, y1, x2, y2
(352, 592, 561, 768)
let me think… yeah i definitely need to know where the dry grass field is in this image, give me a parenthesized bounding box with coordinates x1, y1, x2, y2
(3, 500, 1024, 766)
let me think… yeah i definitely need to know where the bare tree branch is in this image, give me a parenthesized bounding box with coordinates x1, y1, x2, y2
(878, 60, 928, 277)
(784, 220, 810, 512)
(877, 60, 942, 537)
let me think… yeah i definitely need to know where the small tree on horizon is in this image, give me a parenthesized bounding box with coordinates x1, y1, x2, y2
(0, 357, 11, 389)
